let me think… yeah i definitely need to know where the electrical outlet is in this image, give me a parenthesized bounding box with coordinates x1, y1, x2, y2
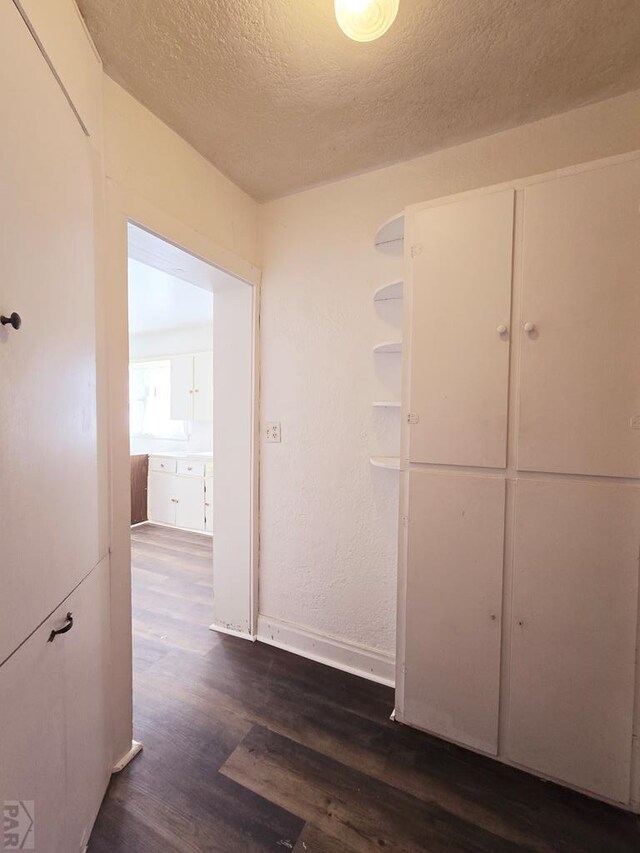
(265, 421, 281, 442)
(631, 415, 640, 430)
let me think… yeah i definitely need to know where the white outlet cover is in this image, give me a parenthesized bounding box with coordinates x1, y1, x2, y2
(266, 421, 281, 442)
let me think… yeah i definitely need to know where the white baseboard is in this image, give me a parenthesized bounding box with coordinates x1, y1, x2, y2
(256, 615, 395, 687)
(113, 740, 143, 773)
(209, 623, 256, 641)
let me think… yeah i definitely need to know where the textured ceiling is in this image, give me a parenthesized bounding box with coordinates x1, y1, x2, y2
(77, 0, 640, 200)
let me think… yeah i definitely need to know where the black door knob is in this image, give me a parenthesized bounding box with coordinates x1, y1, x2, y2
(1, 312, 21, 330)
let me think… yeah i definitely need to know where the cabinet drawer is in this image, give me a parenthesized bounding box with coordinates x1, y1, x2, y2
(177, 460, 205, 477)
(150, 457, 177, 473)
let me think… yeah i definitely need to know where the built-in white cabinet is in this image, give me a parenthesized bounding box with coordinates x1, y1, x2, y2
(403, 470, 505, 755)
(517, 161, 640, 478)
(0, 0, 99, 667)
(147, 455, 212, 532)
(0, 561, 111, 853)
(0, 4, 110, 850)
(408, 189, 514, 469)
(506, 479, 639, 803)
(398, 154, 640, 809)
(170, 351, 213, 422)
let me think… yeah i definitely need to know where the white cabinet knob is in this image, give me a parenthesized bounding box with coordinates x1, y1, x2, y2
(524, 322, 536, 333)
(496, 324, 508, 335)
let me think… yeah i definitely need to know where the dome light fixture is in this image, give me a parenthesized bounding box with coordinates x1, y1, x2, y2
(334, 0, 399, 43)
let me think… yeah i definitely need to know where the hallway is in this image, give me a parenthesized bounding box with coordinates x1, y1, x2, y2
(88, 525, 640, 852)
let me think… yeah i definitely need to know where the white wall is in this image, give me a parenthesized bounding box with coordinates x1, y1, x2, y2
(257, 88, 640, 683)
(104, 77, 259, 266)
(129, 324, 214, 455)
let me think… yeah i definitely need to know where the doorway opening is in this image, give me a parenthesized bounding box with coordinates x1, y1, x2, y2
(126, 222, 257, 653)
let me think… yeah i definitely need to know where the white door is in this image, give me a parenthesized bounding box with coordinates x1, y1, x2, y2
(63, 560, 112, 852)
(205, 476, 214, 533)
(0, 0, 98, 665)
(0, 606, 68, 852)
(175, 476, 206, 531)
(408, 190, 514, 468)
(148, 472, 177, 526)
(170, 354, 194, 421)
(517, 159, 640, 478)
(506, 478, 639, 802)
(193, 351, 214, 422)
(400, 470, 505, 754)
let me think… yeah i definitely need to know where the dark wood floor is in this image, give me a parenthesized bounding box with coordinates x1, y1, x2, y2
(89, 523, 640, 852)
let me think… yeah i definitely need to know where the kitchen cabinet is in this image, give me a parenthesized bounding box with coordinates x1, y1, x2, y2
(174, 475, 206, 531)
(147, 455, 211, 532)
(148, 471, 177, 526)
(205, 476, 214, 533)
(170, 352, 213, 422)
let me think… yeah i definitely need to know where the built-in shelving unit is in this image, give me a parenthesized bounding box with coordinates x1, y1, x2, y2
(373, 341, 402, 354)
(370, 456, 401, 470)
(374, 213, 405, 247)
(373, 280, 403, 302)
(371, 214, 405, 466)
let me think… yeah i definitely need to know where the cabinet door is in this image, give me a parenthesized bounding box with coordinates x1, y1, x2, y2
(205, 476, 214, 533)
(0, 0, 98, 665)
(507, 479, 639, 802)
(408, 190, 514, 468)
(148, 471, 177, 526)
(401, 470, 505, 754)
(175, 476, 206, 531)
(170, 355, 194, 421)
(0, 606, 68, 852)
(517, 160, 640, 478)
(63, 560, 112, 852)
(193, 351, 213, 422)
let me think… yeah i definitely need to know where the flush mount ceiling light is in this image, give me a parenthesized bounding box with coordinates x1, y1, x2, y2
(334, 0, 399, 42)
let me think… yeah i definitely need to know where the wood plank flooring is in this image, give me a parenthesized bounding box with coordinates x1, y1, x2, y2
(89, 523, 640, 852)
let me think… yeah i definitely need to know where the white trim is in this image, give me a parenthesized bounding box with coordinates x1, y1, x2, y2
(105, 182, 260, 765)
(112, 740, 143, 773)
(257, 615, 395, 687)
(209, 623, 256, 641)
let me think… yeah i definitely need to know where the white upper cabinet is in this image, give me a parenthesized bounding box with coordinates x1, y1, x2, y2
(170, 355, 195, 421)
(517, 159, 640, 478)
(506, 479, 640, 803)
(170, 352, 213, 422)
(401, 470, 505, 755)
(408, 190, 515, 468)
(193, 351, 214, 422)
(0, 0, 98, 664)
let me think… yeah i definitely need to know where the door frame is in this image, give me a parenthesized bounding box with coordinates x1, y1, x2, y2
(104, 179, 261, 768)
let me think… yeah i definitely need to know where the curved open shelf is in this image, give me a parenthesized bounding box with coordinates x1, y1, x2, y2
(374, 280, 403, 302)
(374, 213, 404, 247)
(373, 341, 402, 354)
(370, 456, 400, 470)
(373, 401, 401, 408)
